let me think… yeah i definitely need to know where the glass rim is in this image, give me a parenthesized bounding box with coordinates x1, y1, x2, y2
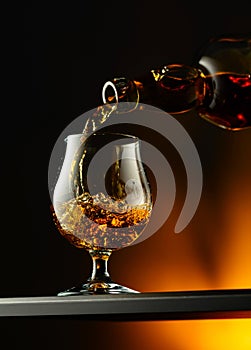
(65, 132, 139, 142)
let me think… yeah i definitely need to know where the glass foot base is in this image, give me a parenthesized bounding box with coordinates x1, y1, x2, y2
(57, 281, 140, 296)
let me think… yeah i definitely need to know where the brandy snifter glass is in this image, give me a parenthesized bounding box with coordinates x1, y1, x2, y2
(51, 132, 152, 295)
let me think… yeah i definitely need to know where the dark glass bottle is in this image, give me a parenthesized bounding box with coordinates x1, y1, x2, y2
(102, 35, 251, 131)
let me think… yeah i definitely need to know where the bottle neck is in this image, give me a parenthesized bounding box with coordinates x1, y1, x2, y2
(102, 78, 140, 113)
(102, 64, 207, 114)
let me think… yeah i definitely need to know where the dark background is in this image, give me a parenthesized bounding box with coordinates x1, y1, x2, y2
(1, 1, 251, 349)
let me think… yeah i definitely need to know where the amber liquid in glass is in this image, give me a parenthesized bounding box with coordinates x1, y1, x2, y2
(52, 192, 151, 250)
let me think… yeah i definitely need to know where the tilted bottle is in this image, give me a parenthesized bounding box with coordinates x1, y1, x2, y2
(102, 34, 251, 131)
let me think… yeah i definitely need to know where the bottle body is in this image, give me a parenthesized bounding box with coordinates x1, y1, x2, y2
(102, 35, 251, 130)
(194, 35, 251, 130)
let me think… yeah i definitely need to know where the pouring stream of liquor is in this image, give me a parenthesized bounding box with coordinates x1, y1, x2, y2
(82, 103, 117, 135)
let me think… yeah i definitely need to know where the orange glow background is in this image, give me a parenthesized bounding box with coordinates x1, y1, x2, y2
(106, 117, 251, 349)
(23, 4, 251, 348)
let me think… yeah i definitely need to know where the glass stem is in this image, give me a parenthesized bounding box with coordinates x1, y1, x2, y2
(88, 249, 113, 283)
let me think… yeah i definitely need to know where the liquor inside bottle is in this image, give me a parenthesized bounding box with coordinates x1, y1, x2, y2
(197, 72, 251, 130)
